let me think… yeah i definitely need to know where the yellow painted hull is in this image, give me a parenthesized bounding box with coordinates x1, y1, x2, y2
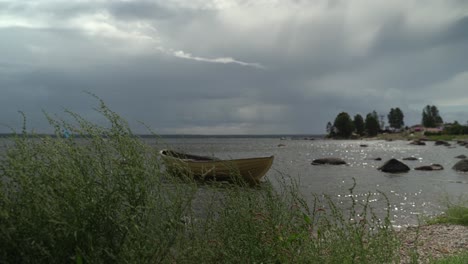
(160, 150, 274, 185)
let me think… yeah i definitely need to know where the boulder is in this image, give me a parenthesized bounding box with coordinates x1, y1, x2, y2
(374, 157, 382, 161)
(455, 155, 467, 159)
(403, 157, 418, 161)
(434, 140, 450, 146)
(312, 157, 346, 165)
(378, 159, 410, 173)
(409, 140, 426, 146)
(415, 164, 444, 171)
(452, 159, 468, 172)
(360, 144, 368, 147)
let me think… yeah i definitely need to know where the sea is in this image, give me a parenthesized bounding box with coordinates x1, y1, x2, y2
(151, 135, 468, 228)
(2, 135, 467, 228)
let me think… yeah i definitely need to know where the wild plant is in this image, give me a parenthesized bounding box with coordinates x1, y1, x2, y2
(0, 97, 197, 263)
(173, 176, 401, 263)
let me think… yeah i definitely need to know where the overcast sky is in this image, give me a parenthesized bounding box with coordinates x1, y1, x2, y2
(1, 0, 468, 135)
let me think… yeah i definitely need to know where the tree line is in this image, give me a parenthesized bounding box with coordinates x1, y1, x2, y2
(326, 105, 452, 138)
(326, 110, 389, 138)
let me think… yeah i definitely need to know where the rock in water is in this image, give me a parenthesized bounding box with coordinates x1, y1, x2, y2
(378, 159, 410, 173)
(312, 157, 347, 165)
(409, 140, 426, 146)
(403, 157, 418, 161)
(435, 140, 450, 146)
(455, 155, 467, 159)
(452, 159, 468, 172)
(415, 164, 444, 171)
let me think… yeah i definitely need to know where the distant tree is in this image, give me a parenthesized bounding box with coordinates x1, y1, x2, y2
(388, 108, 405, 129)
(365, 111, 380, 136)
(326, 122, 334, 136)
(422, 105, 443, 128)
(379, 115, 385, 130)
(333, 112, 354, 138)
(353, 114, 365, 136)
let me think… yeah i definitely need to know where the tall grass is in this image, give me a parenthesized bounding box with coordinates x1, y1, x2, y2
(428, 201, 468, 226)
(0, 98, 402, 263)
(0, 97, 197, 263)
(174, 179, 401, 263)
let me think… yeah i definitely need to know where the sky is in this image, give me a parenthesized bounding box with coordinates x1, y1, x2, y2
(1, 0, 468, 135)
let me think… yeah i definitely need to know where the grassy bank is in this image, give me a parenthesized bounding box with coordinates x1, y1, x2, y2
(376, 131, 468, 141)
(0, 99, 462, 263)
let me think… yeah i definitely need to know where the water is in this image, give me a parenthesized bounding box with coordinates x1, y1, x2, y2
(154, 137, 468, 227)
(2, 136, 467, 227)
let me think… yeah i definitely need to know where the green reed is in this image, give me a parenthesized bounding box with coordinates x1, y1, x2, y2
(0, 97, 402, 263)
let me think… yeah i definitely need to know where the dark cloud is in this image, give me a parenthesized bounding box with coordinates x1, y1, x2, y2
(1, 0, 468, 134)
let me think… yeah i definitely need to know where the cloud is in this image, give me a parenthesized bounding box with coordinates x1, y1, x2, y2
(172, 50, 265, 69)
(1, 0, 468, 134)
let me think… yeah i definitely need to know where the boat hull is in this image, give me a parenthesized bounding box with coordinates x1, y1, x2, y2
(160, 150, 274, 185)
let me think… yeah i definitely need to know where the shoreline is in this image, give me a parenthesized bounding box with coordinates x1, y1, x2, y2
(325, 132, 468, 141)
(397, 223, 468, 263)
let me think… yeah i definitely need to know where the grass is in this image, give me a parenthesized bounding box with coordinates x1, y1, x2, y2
(172, 179, 401, 263)
(426, 194, 468, 226)
(1, 96, 458, 263)
(425, 134, 468, 141)
(431, 251, 468, 264)
(376, 131, 468, 141)
(428, 206, 468, 226)
(0, 97, 197, 263)
(424, 199, 468, 263)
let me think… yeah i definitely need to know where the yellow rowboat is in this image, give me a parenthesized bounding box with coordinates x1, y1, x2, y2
(159, 149, 274, 185)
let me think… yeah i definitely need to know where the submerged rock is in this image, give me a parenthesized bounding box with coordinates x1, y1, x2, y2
(378, 159, 410, 173)
(455, 155, 467, 159)
(312, 157, 347, 165)
(403, 157, 418, 161)
(415, 164, 444, 171)
(360, 144, 368, 147)
(452, 159, 468, 172)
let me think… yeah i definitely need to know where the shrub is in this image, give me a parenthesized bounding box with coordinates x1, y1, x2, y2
(0, 97, 197, 263)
